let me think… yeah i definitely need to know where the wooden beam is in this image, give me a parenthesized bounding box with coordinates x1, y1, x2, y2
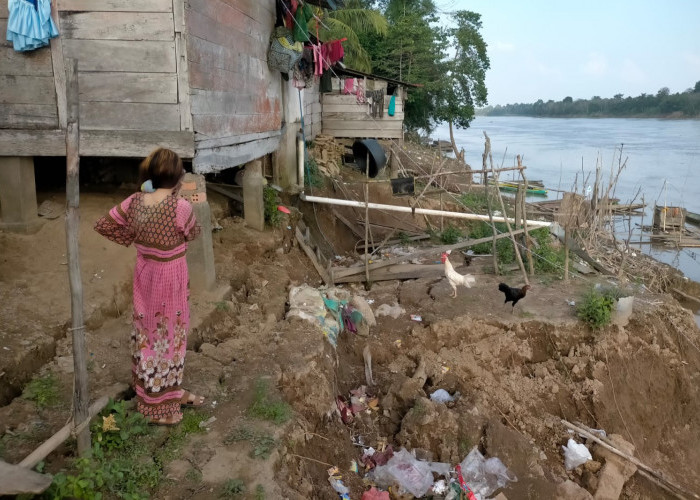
(64, 58, 91, 456)
(0, 460, 52, 496)
(295, 226, 333, 285)
(78, 72, 177, 103)
(334, 263, 444, 284)
(62, 39, 176, 72)
(59, 12, 175, 41)
(0, 129, 194, 157)
(49, 0, 67, 128)
(57, 0, 173, 11)
(175, 32, 192, 131)
(332, 228, 529, 280)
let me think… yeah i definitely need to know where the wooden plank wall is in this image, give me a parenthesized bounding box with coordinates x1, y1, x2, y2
(58, 1, 181, 132)
(186, 0, 282, 172)
(303, 82, 322, 140)
(0, 8, 59, 130)
(322, 91, 404, 139)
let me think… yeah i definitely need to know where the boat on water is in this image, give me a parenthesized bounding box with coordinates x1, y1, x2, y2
(489, 180, 548, 196)
(686, 211, 700, 226)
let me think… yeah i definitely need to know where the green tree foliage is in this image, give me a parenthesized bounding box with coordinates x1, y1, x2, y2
(360, 1, 489, 133)
(480, 83, 700, 118)
(310, 0, 387, 72)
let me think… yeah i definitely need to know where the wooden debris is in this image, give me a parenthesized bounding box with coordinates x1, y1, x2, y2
(0, 460, 52, 496)
(310, 134, 346, 177)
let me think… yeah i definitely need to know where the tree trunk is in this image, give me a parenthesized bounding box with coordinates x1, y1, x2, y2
(65, 58, 90, 456)
(448, 120, 464, 164)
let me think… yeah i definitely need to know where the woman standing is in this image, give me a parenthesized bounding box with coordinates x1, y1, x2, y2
(95, 148, 204, 425)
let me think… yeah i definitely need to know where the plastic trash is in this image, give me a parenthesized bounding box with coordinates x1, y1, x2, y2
(562, 438, 592, 470)
(375, 302, 405, 319)
(430, 389, 454, 403)
(432, 479, 449, 494)
(459, 447, 517, 500)
(362, 487, 390, 500)
(368, 448, 435, 498)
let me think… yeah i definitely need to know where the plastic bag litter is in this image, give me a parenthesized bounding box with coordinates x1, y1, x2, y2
(430, 389, 454, 403)
(562, 438, 592, 470)
(375, 302, 405, 319)
(368, 448, 450, 498)
(459, 447, 517, 500)
(362, 487, 390, 500)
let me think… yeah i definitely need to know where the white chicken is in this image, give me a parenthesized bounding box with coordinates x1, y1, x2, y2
(441, 250, 476, 298)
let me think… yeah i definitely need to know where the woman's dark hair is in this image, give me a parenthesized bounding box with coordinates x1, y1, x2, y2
(139, 148, 183, 189)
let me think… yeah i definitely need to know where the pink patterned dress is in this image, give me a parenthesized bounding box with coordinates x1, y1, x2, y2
(95, 193, 201, 421)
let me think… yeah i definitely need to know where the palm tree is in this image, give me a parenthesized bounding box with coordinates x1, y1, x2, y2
(309, 0, 387, 72)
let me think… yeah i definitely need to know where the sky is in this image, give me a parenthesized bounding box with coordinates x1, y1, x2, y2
(436, 0, 700, 106)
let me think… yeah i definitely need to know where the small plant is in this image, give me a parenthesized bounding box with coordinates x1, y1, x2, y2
(22, 373, 60, 408)
(459, 191, 490, 212)
(185, 467, 203, 484)
(440, 225, 463, 244)
(398, 232, 412, 245)
(221, 478, 246, 498)
(577, 287, 617, 329)
(304, 157, 323, 188)
(263, 186, 283, 228)
(91, 399, 150, 451)
(255, 484, 265, 500)
(225, 427, 277, 459)
(248, 379, 291, 424)
(214, 300, 230, 312)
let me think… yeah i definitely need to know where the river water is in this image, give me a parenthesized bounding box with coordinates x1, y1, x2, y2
(433, 116, 700, 293)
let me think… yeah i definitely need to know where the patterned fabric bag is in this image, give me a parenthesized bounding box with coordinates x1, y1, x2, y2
(268, 26, 302, 73)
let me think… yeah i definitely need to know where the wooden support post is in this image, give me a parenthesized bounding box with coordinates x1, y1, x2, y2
(482, 133, 499, 275)
(364, 152, 370, 285)
(486, 133, 529, 285)
(564, 225, 570, 282)
(520, 168, 535, 276)
(64, 58, 91, 456)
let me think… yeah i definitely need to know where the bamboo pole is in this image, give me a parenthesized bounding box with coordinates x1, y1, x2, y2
(561, 420, 699, 500)
(482, 133, 499, 275)
(364, 152, 370, 285)
(486, 133, 529, 285)
(520, 165, 535, 276)
(64, 58, 90, 456)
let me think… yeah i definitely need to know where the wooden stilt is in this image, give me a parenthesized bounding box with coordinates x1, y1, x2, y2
(64, 58, 91, 456)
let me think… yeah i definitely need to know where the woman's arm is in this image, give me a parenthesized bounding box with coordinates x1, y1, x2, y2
(94, 194, 136, 247)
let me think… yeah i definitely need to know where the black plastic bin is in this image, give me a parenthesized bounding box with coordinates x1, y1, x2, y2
(352, 139, 387, 178)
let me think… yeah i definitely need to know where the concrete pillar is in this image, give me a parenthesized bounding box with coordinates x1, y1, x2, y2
(0, 156, 42, 234)
(243, 160, 265, 232)
(180, 173, 216, 292)
(273, 124, 302, 191)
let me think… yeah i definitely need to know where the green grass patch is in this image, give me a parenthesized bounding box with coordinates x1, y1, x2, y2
(458, 191, 490, 212)
(304, 157, 323, 188)
(40, 400, 209, 500)
(247, 379, 291, 425)
(224, 427, 277, 460)
(221, 479, 246, 498)
(255, 484, 265, 500)
(439, 224, 463, 244)
(263, 185, 283, 228)
(577, 287, 618, 329)
(22, 373, 61, 409)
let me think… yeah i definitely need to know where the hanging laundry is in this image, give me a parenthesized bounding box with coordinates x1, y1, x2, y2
(6, 0, 59, 52)
(282, 0, 299, 31)
(343, 78, 355, 95)
(366, 89, 385, 118)
(356, 79, 366, 104)
(293, 2, 313, 42)
(319, 71, 333, 93)
(388, 94, 396, 116)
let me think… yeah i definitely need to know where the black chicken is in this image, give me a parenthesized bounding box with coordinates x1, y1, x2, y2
(498, 283, 531, 313)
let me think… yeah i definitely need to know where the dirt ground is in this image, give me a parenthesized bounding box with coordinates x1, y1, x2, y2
(1, 179, 700, 500)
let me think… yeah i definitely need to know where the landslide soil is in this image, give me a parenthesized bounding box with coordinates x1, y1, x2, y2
(1, 187, 699, 499)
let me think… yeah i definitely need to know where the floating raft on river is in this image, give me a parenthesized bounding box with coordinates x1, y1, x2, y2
(488, 179, 548, 196)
